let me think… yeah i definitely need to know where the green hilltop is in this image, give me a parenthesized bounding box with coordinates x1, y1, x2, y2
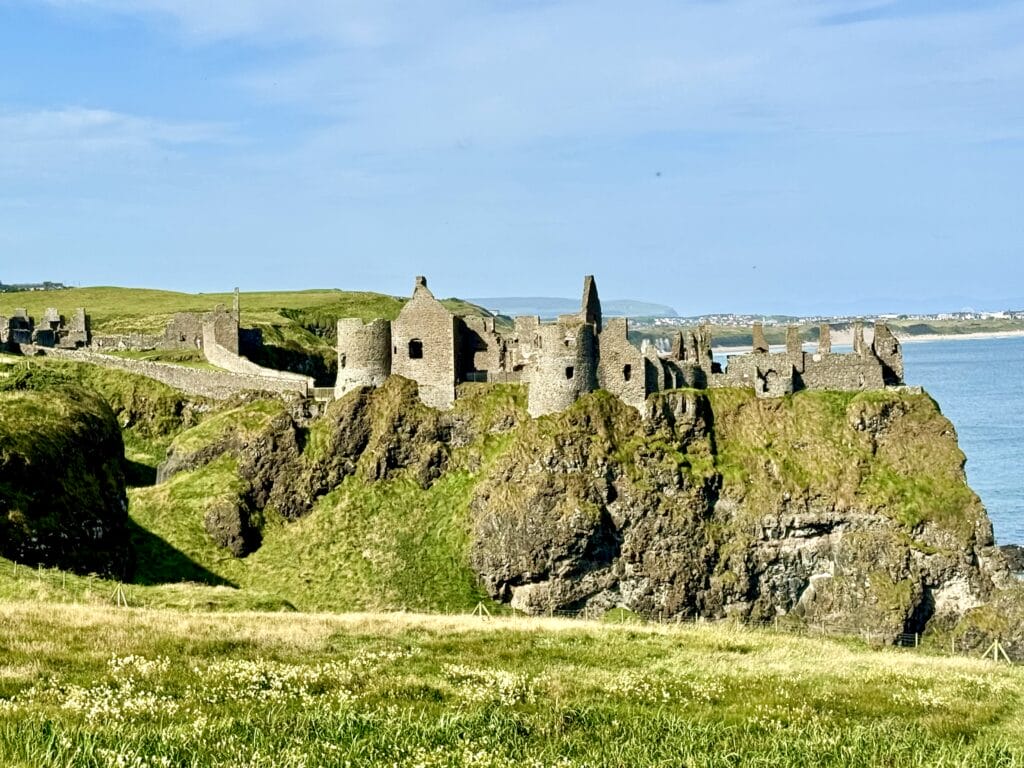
(0, 285, 490, 338)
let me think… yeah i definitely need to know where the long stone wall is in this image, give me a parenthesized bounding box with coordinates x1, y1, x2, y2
(201, 324, 314, 389)
(91, 334, 163, 351)
(38, 348, 312, 400)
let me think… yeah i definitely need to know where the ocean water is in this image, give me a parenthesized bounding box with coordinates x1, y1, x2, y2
(904, 336, 1024, 545)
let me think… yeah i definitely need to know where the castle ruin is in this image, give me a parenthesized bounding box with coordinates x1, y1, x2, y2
(0, 308, 90, 349)
(2, 276, 906, 412)
(334, 275, 906, 416)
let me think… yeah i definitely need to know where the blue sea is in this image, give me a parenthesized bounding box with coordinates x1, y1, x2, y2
(904, 336, 1024, 545)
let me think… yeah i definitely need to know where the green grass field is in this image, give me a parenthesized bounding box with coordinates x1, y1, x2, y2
(0, 602, 1021, 767)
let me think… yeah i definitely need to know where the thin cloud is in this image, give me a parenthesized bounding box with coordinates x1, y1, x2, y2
(0, 107, 232, 177)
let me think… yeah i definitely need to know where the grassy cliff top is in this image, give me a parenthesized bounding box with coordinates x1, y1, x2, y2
(0, 286, 491, 335)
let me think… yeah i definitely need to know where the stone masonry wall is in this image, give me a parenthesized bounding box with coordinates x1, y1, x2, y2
(39, 348, 312, 399)
(460, 315, 506, 382)
(335, 318, 392, 398)
(391, 277, 459, 409)
(800, 352, 886, 391)
(92, 334, 163, 351)
(527, 322, 598, 417)
(597, 318, 647, 410)
(201, 324, 314, 393)
(162, 313, 205, 350)
(872, 322, 904, 385)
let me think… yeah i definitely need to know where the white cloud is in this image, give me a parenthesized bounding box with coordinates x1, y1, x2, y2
(0, 107, 230, 176)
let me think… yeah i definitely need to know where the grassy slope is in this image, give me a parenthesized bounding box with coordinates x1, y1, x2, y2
(128, 385, 524, 612)
(0, 605, 1021, 767)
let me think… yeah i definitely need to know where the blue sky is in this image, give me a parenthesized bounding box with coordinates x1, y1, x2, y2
(1, 0, 1022, 314)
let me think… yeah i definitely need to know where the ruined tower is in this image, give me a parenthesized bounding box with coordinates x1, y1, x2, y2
(817, 324, 832, 355)
(752, 322, 769, 354)
(872, 321, 904, 385)
(580, 275, 601, 332)
(526, 322, 598, 418)
(335, 318, 393, 399)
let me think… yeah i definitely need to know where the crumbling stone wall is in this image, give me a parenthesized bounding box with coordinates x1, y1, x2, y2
(91, 334, 163, 351)
(527, 322, 598, 417)
(162, 313, 205, 350)
(202, 324, 313, 393)
(818, 323, 832, 354)
(206, 305, 239, 353)
(460, 315, 507, 382)
(752, 322, 769, 353)
(391, 277, 460, 409)
(580, 275, 602, 331)
(801, 353, 886, 391)
(713, 321, 902, 395)
(39, 348, 312, 399)
(0, 307, 90, 350)
(60, 308, 90, 349)
(872, 321, 904, 385)
(335, 318, 392, 398)
(159, 305, 239, 352)
(597, 318, 646, 410)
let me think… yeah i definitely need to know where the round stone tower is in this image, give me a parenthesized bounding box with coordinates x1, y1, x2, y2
(335, 318, 392, 399)
(526, 323, 598, 417)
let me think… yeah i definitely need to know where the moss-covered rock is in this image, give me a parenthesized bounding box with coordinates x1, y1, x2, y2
(469, 387, 1004, 637)
(0, 386, 130, 577)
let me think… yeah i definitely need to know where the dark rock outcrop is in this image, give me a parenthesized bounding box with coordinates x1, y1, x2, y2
(469, 388, 1007, 639)
(0, 386, 131, 577)
(1000, 544, 1024, 574)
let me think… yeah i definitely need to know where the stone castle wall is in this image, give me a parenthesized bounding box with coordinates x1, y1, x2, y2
(321, 274, 907, 417)
(800, 352, 886, 391)
(201, 324, 314, 391)
(37, 348, 312, 399)
(335, 318, 392, 398)
(526, 322, 598, 417)
(597, 318, 647, 410)
(391, 277, 460, 409)
(162, 313, 205, 350)
(460, 315, 507, 382)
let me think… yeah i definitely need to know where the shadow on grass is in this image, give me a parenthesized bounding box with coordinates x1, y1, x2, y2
(124, 459, 157, 488)
(127, 519, 236, 588)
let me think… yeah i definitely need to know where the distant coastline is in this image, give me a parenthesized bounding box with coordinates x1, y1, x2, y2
(713, 328, 1024, 356)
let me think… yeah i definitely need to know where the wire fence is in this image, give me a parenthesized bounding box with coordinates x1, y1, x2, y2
(8, 560, 1019, 666)
(462, 601, 1021, 665)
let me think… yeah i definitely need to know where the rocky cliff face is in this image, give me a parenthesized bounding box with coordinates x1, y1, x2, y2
(469, 388, 1007, 638)
(0, 383, 130, 577)
(145, 375, 1009, 637)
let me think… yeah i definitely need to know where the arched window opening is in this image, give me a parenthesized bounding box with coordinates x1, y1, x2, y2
(623, 364, 632, 381)
(409, 339, 424, 359)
